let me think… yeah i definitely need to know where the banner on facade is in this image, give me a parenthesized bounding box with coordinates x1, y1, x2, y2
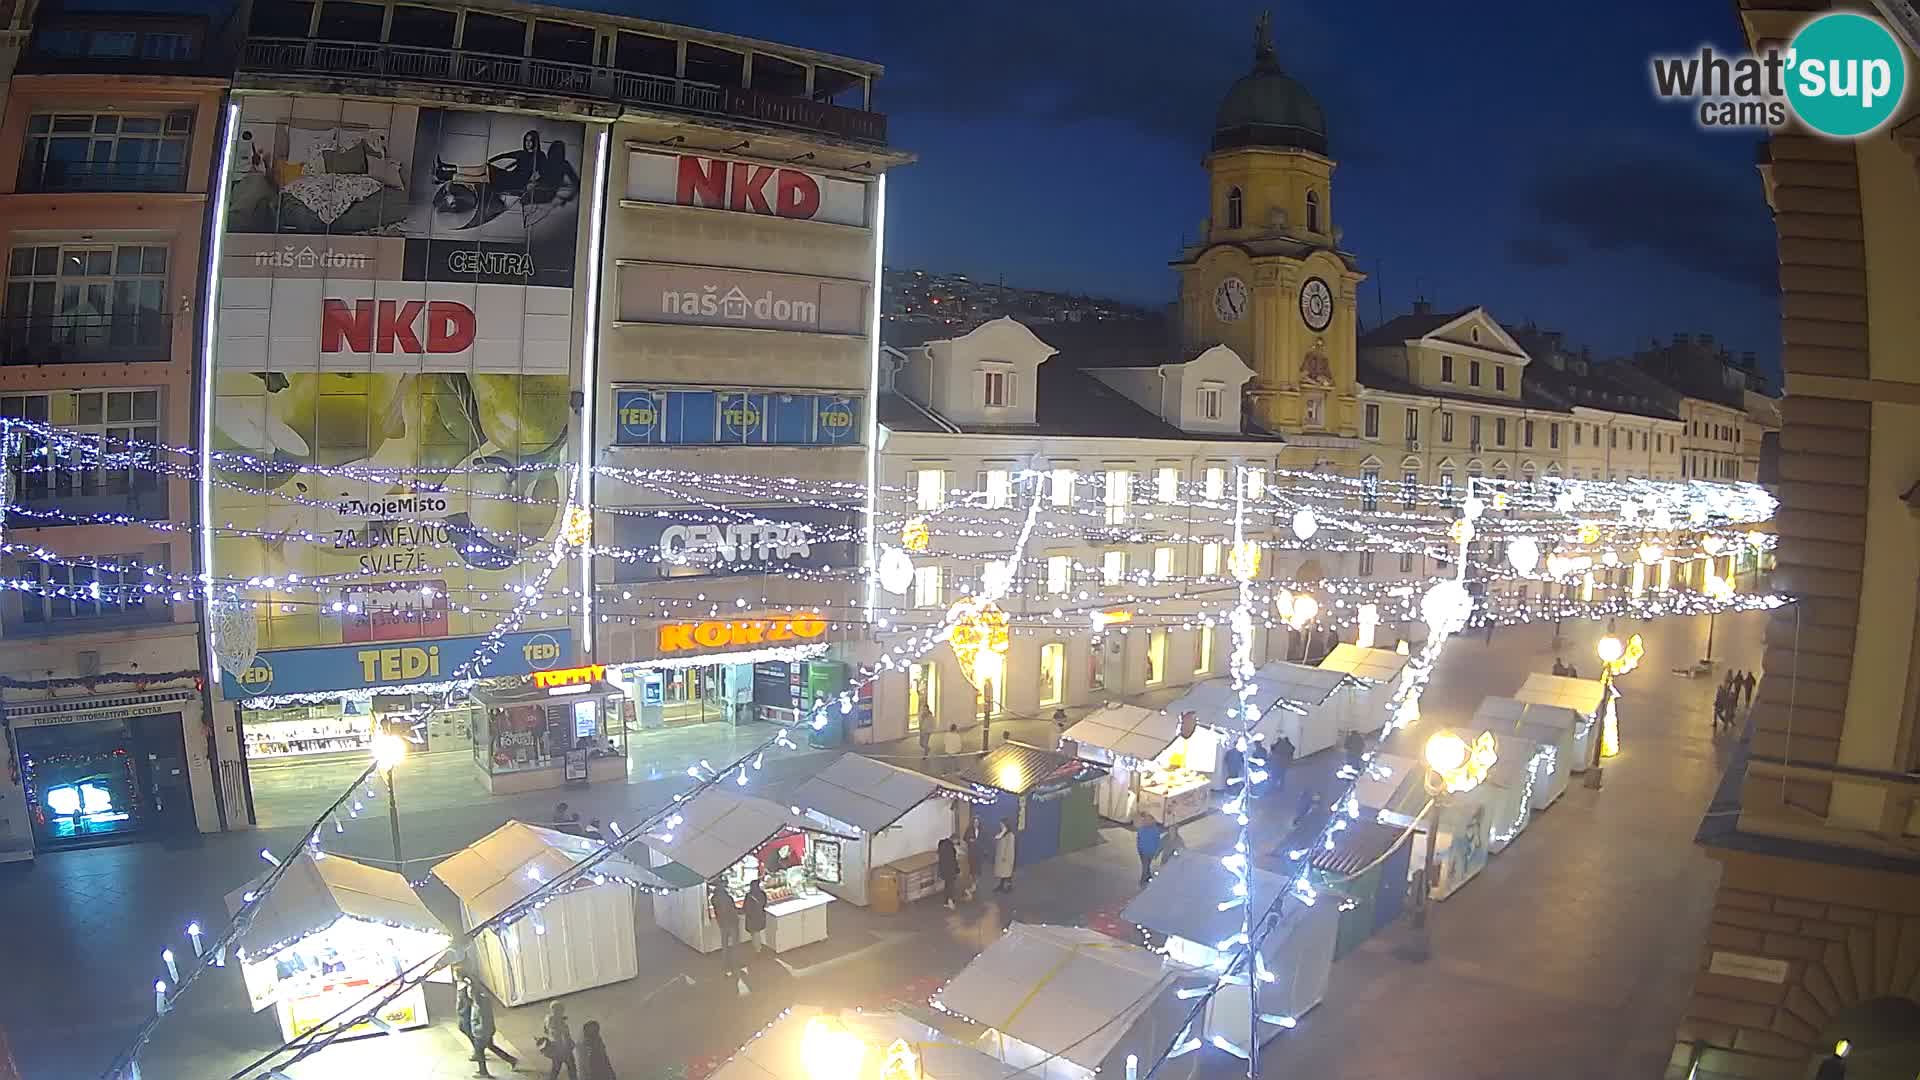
(617, 262, 867, 335)
(625, 150, 870, 227)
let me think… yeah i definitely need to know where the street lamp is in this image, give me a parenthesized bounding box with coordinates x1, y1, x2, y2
(371, 732, 409, 875)
(1409, 730, 1497, 960)
(1586, 632, 1641, 789)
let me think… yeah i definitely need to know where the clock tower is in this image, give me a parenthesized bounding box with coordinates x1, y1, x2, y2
(1173, 15, 1366, 441)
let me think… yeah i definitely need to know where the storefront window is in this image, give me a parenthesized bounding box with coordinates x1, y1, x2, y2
(1038, 643, 1063, 707)
(473, 684, 625, 777)
(1147, 629, 1167, 685)
(907, 661, 937, 731)
(1195, 624, 1215, 675)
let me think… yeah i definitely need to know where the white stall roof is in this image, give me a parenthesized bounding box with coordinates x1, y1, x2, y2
(1064, 703, 1183, 761)
(1351, 752, 1424, 817)
(642, 788, 851, 880)
(1121, 850, 1289, 947)
(432, 821, 661, 924)
(1161, 675, 1291, 734)
(935, 923, 1178, 1074)
(1255, 661, 1349, 706)
(228, 851, 441, 957)
(1474, 696, 1581, 741)
(791, 754, 963, 835)
(1319, 644, 1409, 684)
(1515, 673, 1606, 717)
(710, 1006, 1021, 1080)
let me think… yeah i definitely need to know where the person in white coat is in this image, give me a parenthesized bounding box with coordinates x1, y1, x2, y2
(991, 819, 1017, 893)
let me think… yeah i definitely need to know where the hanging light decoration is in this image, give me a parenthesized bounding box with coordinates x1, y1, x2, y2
(1290, 507, 1318, 541)
(1506, 537, 1540, 575)
(876, 547, 914, 595)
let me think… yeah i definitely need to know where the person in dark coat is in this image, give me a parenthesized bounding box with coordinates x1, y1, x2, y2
(741, 878, 770, 955)
(1742, 670, 1757, 706)
(937, 836, 962, 909)
(456, 974, 517, 1076)
(1713, 683, 1729, 730)
(1270, 734, 1296, 795)
(579, 1020, 616, 1080)
(1134, 815, 1164, 887)
(708, 880, 741, 975)
(963, 817, 988, 899)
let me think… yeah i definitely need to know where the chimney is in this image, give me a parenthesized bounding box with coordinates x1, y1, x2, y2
(1412, 298, 1432, 316)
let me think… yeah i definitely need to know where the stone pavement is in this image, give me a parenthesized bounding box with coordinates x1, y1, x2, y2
(0, 611, 1767, 1079)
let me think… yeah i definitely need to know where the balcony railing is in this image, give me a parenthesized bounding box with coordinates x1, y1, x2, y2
(240, 37, 889, 145)
(0, 313, 174, 366)
(15, 158, 188, 194)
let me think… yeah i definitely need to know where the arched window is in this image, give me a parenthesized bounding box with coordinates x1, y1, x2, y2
(1226, 187, 1244, 230)
(1305, 190, 1321, 233)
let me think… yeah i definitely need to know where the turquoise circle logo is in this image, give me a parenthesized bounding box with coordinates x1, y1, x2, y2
(1786, 13, 1907, 137)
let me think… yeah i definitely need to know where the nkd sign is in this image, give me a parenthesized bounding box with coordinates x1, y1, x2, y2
(626, 150, 870, 227)
(322, 298, 476, 354)
(619, 263, 866, 336)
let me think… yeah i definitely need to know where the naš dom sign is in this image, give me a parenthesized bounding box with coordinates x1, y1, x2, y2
(657, 613, 828, 654)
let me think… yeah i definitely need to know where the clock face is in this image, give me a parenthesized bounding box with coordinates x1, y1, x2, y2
(1299, 277, 1334, 332)
(1213, 276, 1249, 323)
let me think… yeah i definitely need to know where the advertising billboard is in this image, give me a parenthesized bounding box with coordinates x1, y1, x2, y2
(617, 262, 867, 335)
(625, 150, 870, 227)
(607, 506, 858, 583)
(612, 387, 860, 447)
(211, 96, 587, 663)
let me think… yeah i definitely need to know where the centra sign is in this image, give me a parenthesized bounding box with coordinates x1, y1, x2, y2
(658, 613, 828, 654)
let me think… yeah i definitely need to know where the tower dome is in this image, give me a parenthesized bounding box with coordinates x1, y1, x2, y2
(1212, 14, 1327, 155)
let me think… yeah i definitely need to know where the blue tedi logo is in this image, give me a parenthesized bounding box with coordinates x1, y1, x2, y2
(1651, 13, 1907, 137)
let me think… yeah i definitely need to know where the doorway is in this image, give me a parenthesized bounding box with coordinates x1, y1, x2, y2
(15, 712, 193, 848)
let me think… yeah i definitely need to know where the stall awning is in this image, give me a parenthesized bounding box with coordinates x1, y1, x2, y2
(640, 788, 852, 881)
(432, 821, 664, 924)
(1062, 703, 1183, 762)
(1253, 661, 1348, 707)
(708, 1005, 1021, 1080)
(790, 754, 965, 835)
(1158, 676, 1293, 734)
(1121, 850, 1289, 947)
(934, 923, 1177, 1074)
(1473, 696, 1581, 745)
(1310, 818, 1412, 879)
(1351, 752, 1426, 820)
(961, 742, 1107, 796)
(1514, 673, 1606, 717)
(227, 851, 442, 958)
(1318, 644, 1409, 684)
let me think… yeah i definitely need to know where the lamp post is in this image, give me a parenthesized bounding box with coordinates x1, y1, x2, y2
(1409, 730, 1496, 962)
(1587, 634, 1624, 790)
(371, 733, 409, 875)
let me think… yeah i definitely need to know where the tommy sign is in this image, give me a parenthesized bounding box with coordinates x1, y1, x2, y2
(626, 150, 870, 227)
(618, 263, 867, 336)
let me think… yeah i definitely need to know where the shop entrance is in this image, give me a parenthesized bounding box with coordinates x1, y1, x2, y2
(15, 712, 193, 848)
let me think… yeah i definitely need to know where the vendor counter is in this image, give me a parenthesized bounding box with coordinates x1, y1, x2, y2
(1137, 769, 1210, 824)
(654, 886, 835, 955)
(764, 892, 833, 953)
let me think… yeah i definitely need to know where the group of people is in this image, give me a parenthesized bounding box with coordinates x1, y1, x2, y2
(454, 975, 615, 1080)
(1715, 669, 1758, 730)
(934, 817, 1019, 908)
(1550, 657, 1586, 679)
(705, 876, 773, 977)
(551, 802, 610, 842)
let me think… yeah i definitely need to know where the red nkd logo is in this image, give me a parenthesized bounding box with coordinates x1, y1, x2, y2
(321, 299, 476, 354)
(675, 156, 821, 220)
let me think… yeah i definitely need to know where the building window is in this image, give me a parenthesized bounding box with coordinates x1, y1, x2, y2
(1592, 424, 1599, 444)
(1195, 624, 1215, 675)
(11, 550, 166, 629)
(1226, 186, 1244, 229)
(1550, 423, 1560, 449)
(1399, 550, 1414, 573)
(1405, 409, 1419, 442)
(1245, 467, 1267, 500)
(1152, 546, 1174, 581)
(1102, 550, 1126, 586)
(1303, 392, 1325, 428)
(1469, 360, 1482, 387)
(1146, 629, 1167, 685)
(1402, 470, 1417, 509)
(1641, 431, 1649, 451)
(982, 369, 1012, 408)
(1523, 419, 1534, 448)
(1440, 470, 1454, 497)
(1495, 366, 1507, 391)
(1204, 466, 1226, 501)
(1573, 424, 1582, 447)
(1364, 403, 1380, 438)
(1358, 550, 1375, 577)
(1441, 355, 1454, 383)
(980, 467, 1011, 509)
(1103, 469, 1131, 525)
(1361, 466, 1380, 511)
(21, 111, 193, 192)
(1495, 417, 1507, 446)
(1047, 554, 1071, 595)
(914, 468, 946, 511)
(1197, 385, 1223, 421)
(1201, 542, 1222, 577)
(908, 662, 937, 730)
(913, 566, 943, 608)
(1609, 428, 1617, 449)
(1156, 466, 1179, 503)
(1050, 467, 1074, 507)
(1440, 412, 1454, 443)
(6, 244, 171, 360)
(1039, 643, 1064, 706)
(1469, 415, 1482, 448)
(3, 389, 162, 510)
(1305, 190, 1321, 232)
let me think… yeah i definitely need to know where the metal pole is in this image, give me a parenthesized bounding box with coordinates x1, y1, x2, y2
(386, 769, 403, 877)
(1585, 670, 1610, 790)
(1705, 610, 1717, 664)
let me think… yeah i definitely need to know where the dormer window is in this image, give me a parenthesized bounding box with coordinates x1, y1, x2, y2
(1305, 190, 1321, 233)
(981, 367, 1012, 408)
(1197, 382, 1224, 421)
(1470, 327, 1480, 343)
(1227, 187, 1244, 230)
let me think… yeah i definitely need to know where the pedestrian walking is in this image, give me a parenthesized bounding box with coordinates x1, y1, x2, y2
(1342, 728, 1366, 773)
(963, 818, 987, 899)
(1712, 683, 1728, 731)
(917, 710, 933, 759)
(942, 723, 965, 765)
(579, 1020, 616, 1080)
(741, 877, 769, 956)
(992, 819, 1017, 893)
(456, 974, 517, 1076)
(1271, 734, 1296, 796)
(1053, 708, 1070, 738)
(540, 1000, 577, 1080)
(708, 880, 741, 976)
(937, 836, 962, 909)
(1742, 670, 1757, 706)
(1134, 814, 1164, 887)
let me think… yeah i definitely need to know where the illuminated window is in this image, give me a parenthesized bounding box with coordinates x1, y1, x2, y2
(1050, 467, 1074, 507)
(1047, 554, 1071, 595)
(1156, 466, 1179, 503)
(1153, 547, 1174, 581)
(908, 662, 937, 730)
(1195, 624, 1215, 675)
(1039, 643, 1064, 706)
(913, 565, 942, 608)
(1102, 550, 1126, 586)
(914, 468, 945, 511)
(1103, 469, 1131, 525)
(1205, 466, 1226, 500)
(1201, 542, 1222, 576)
(981, 468, 1011, 509)
(1146, 629, 1167, 685)
(1245, 468, 1267, 499)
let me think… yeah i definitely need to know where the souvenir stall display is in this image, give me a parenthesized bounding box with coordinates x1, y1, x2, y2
(960, 743, 1108, 868)
(430, 820, 653, 1005)
(1309, 817, 1413, 960)
(1472, 697, 1579, 810)
(707, 1005, 1021, 1080)
(643, 788, 854, 956)
(933, 923, 1189, 1080)
(789, 754, 968, 908)
(467, 676, 628, 795)
(1513, 673, 1607, 773)
(226, 851, 450, 1042)
(1251, 662, 1357, 760)
(1062, 704, 1218, 823)
(1122, 851, 1338, 1047)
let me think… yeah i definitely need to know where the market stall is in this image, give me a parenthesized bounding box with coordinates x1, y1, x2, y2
(1428, 726, 1540, 855)
(960, 743, 1108, 868)
(1316, 644, 1411, 733)
(468, 675, 629, 795)
(933, 923, 1189, 1080)
(430, 820, 654, 1005)
(1122, 850, 1337, 1047)
(1513, 673, 1606, 773)
(643, 788, 854, 956)
(789, 754, 969, 908)
(1350, 751, 1431, 891)
(1472, 697, 1578, 810)
(1309, 817, 1413, 960)
(708, 1005, 1021, 1080)
(1062, 703, 1218, 823)
(1252, 661, 1359, 760)
(227, 851, 450, 1043)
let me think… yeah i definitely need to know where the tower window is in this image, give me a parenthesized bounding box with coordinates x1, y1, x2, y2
(1226, 187, 1244, 230)
(1305, 190, 1321, 233)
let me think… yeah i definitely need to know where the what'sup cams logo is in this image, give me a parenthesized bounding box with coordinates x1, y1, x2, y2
(1652, 12, 1908, 137)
